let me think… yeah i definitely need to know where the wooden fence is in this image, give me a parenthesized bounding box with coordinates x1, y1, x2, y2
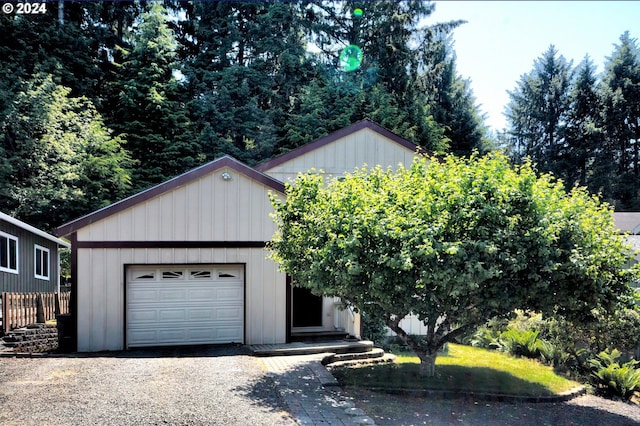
(1, 292, 71, 334)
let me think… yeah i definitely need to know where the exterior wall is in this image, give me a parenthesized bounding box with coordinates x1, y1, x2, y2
(0, 219, 60, 293)
(76, 247, 286, 352)
(72, 168, 286, 352)
(77, 168, 277, 242)
(263, 128, 417, 182)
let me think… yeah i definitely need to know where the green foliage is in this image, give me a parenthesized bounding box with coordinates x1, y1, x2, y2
(0, 74, 132, 230)
(360, 309, 388, 345)
(506, 45, 573, 170)
(499, 329, 542, 359)
(269, 153, 637, 375)
(589, 349, 640, 400)
(106, 2, 201, 192)
(506, 33, 640, 209)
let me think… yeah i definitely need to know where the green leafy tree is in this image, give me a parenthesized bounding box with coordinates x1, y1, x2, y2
(0, 74, 132, 231)
(269, 153, 636, 376)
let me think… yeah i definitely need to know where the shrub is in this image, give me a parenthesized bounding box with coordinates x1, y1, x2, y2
(499, 329, 543, 359)
(589, 349, 640, 400)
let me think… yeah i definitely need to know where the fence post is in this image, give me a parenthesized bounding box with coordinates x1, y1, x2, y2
(55, 293, 61, 316)
(1, 292, 6, 334)
(36, 294, 45, 323)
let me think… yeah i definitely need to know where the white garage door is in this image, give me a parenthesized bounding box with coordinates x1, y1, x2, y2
(126, 265, 244, 348)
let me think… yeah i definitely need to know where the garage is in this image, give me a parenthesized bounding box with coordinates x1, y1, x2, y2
(126, 264, 244, 348)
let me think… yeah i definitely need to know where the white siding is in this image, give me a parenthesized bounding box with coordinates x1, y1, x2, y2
(264, 128, 417, 182)
(76, 247, 286, 352)
(77, 169, 277, 242)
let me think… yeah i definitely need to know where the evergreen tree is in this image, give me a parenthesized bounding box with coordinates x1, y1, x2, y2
(506, 45, 573, 176)
(564, 57, 607, 193)
(183, 1, 315, 163)
(304, 0, 457, 152)
(0, 75, 132, 231)
(600, 32, 640, 210)
(428, 37, 488, 156)
(108, 2, 200, 191)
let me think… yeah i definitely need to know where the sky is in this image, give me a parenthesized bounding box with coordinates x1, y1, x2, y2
(428, 1, 640, 132)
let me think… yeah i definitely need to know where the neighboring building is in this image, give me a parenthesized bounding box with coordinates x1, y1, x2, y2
(56, 120, 421, 352)
(613, 212, 640, 261)
(0, 212, 71, 293)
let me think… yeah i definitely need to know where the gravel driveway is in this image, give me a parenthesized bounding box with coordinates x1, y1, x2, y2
(0, 345, 294, 426)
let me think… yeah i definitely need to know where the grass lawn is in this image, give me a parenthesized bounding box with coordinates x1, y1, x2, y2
(331, 343, 581, 396)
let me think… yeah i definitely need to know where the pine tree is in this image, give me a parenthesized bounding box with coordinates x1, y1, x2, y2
(108, 2, 200, 191)
(506, 45, 573, 175)
(600, 32, 640, 210)
(183, 1, 315, 164)
(427, 37, 488, 156)
(564, 57, 607, 193)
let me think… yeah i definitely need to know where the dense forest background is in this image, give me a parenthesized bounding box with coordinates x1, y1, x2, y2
(0, 1, 638, 233)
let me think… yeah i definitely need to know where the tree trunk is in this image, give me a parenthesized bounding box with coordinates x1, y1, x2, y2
(418, 352, 437, 377)
(386, 319, 440, 377)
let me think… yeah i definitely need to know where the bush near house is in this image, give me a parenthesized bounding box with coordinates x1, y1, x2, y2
(468, 309, 640, 401)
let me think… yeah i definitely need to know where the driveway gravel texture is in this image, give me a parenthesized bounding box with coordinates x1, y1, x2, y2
(0, 345, 295, 426)
(2, 344, 640, 426)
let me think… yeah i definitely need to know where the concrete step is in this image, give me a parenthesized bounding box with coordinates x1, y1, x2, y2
(290, 330, 350, 342)
(250, 339, 374, 357)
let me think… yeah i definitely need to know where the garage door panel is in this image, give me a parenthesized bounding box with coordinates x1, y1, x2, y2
(129, 288, 159, 303)
(128, 309, 158, 322)
(126, 265, 244, 348)
(159, 289, 187, 301)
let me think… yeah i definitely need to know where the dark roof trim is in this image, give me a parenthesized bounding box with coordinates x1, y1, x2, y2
(256, 119, 419, 172)
(56, 156, 285, 237)
(75, 241, 267, 249)
(0, 212, 70, 248)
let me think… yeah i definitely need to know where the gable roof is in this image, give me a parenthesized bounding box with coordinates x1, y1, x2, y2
(255, 119, 420, 172)
(56, 155, 285, 237)
(1, 212, 71, 248)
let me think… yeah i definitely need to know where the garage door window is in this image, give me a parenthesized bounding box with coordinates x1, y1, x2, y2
(190, 270, 212, 279)
(162, 270, 184, 280)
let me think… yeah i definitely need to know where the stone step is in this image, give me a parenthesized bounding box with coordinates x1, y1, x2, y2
(321, 347, 387, 365)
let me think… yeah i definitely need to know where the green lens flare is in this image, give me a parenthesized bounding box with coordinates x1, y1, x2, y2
(339, 45, 363, 72)
(353, 8, 363, 17)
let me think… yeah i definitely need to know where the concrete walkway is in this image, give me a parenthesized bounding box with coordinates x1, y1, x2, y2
(261, 354, 376, 425)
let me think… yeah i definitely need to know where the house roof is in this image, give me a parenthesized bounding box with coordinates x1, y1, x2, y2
(255, 119, 420, 172)
(56, 155, 285, 237)
(1, 212, 71, 248)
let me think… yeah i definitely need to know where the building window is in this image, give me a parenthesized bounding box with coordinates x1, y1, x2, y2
(34, 245, 50, 280)
(0, 232, 18, 274)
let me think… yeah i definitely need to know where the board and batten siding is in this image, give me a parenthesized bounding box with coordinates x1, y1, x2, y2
(0, 220, 60, 293)
(72, 167, 285, 351)
(263, 128, 417, 182)
(76, 248, 285, 352)
(77, 168, 277, 242)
